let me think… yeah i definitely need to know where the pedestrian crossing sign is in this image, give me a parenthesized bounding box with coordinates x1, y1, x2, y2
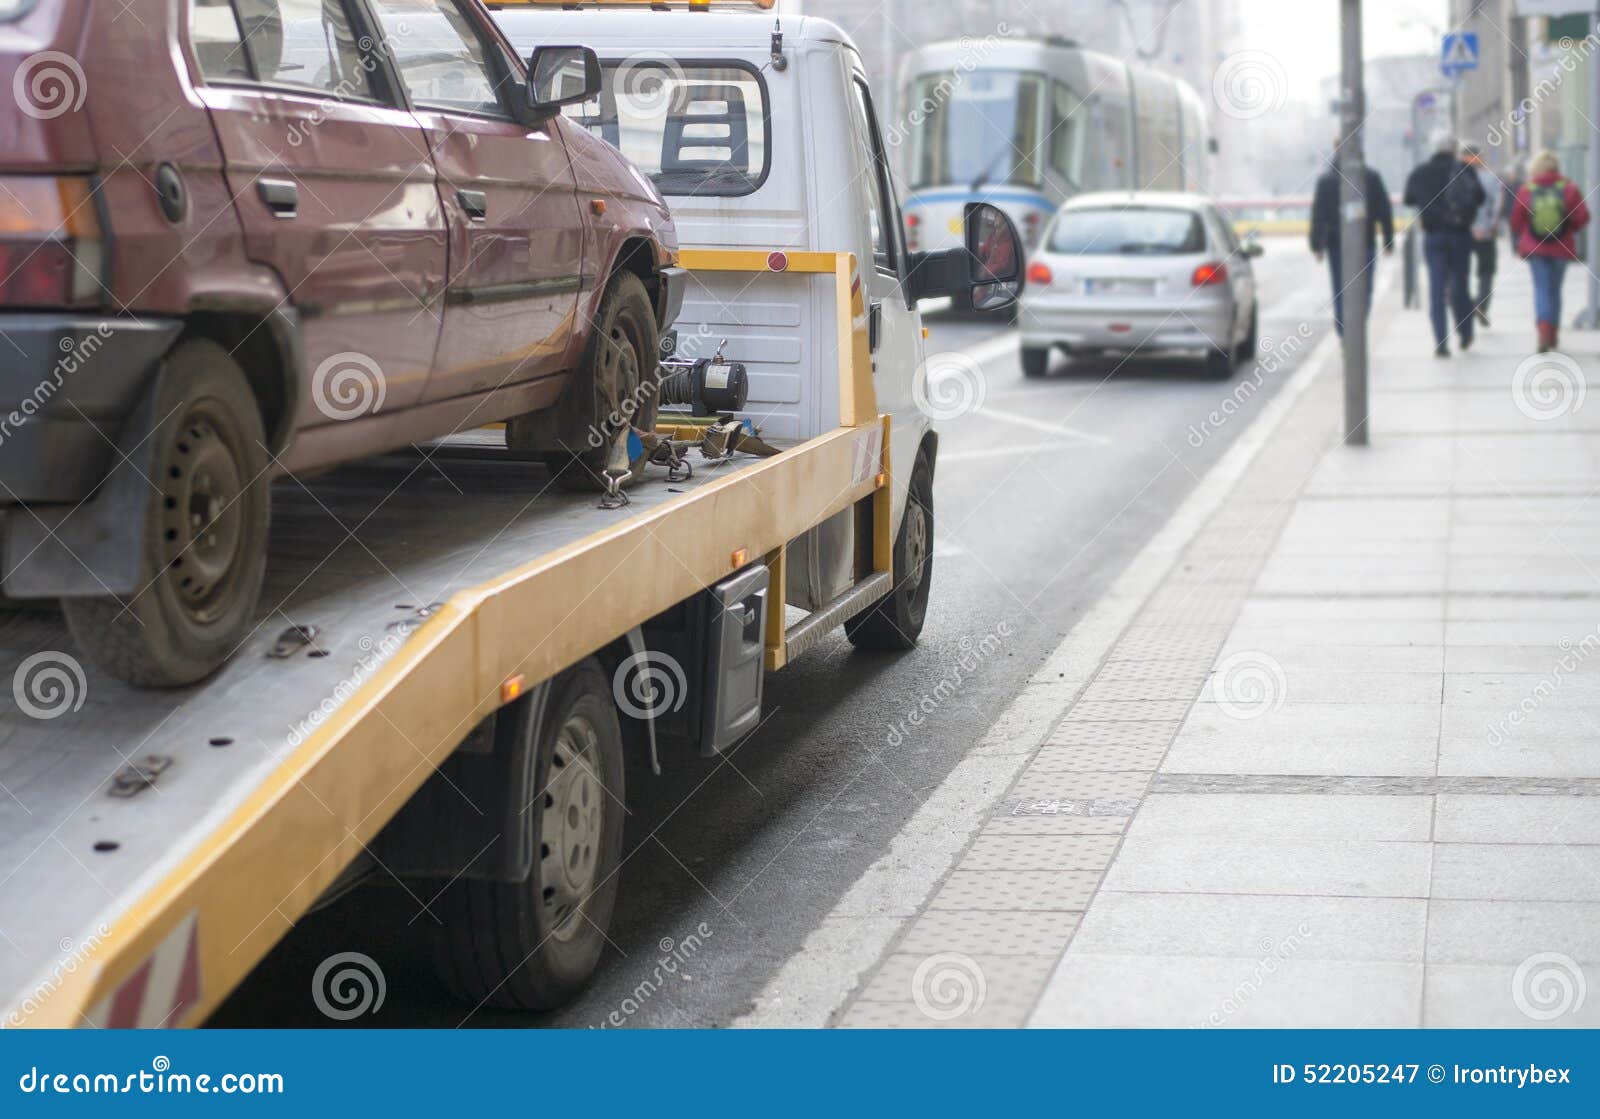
(1441, 32, 1480, 78)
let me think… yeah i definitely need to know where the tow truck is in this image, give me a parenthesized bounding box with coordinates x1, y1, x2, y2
(0, 0, 1023, 1025)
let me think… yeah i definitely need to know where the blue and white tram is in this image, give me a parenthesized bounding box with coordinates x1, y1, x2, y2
(897, 36, 1212, 259)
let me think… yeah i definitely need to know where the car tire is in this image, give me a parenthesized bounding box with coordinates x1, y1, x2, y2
(510, 271, 659, 493)
(431, 658, 626, 1011)
(1204, 342, 1235, 379)
(1235, 305, 1259, 365)
(1021, 346, 1052, 378)
(61, 339, 270, 687)
(846, 448, 934, 651)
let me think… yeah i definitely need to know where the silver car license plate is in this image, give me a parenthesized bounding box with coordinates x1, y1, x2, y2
(1084, 278, 1156, 296)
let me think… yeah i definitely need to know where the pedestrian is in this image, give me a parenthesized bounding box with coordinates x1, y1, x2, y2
(1309, 142, 1395, 337)
(1403, 134, 1485, 357)
(1460, 143, 1502, 327)
(1509, 149, 1592, 353)
(1504, 159, 1526, 255)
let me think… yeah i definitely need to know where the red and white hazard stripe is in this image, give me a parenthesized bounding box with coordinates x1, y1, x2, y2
(84, 912, 201, 1029)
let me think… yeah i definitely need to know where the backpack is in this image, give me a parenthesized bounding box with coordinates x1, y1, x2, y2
(1440, 168, 1480, 228)
(1528, 180, 1569, 240)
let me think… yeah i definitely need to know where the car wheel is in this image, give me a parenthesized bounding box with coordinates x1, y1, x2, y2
(61, 339, 269, 687)
(846, 448, 934, 651)
(1021, 346, 1052, 378)
(511, 271, 659, 493)
(431, 658, 626, 1010)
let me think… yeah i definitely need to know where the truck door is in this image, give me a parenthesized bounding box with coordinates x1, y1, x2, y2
(365, 0, 586, 404)
(189, 0, 446, 421)
(843, 69, 927, 522)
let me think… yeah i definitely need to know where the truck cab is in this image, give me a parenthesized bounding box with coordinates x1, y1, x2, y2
(492, 2, 1023, 636)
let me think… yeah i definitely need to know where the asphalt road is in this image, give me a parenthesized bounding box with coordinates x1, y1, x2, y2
(213, 237, 1341, 1028)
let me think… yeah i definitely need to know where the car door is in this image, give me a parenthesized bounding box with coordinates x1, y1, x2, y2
(366, 0, 586, 405)
(189, 0, 447, 423)
(844, 67, 926, 521)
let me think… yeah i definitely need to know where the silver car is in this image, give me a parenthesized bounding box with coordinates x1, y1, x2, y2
(1020, 192, 1261, 378)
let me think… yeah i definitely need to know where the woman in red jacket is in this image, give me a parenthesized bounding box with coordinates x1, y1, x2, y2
(1509, 150, 1592, 352)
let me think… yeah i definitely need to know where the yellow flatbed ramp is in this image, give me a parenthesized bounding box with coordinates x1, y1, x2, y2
(0, 250, 887, 1028)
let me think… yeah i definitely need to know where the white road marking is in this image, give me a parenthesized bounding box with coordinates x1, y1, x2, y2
(939, 439, 1095, 464)
(969, 405, 1113, 445)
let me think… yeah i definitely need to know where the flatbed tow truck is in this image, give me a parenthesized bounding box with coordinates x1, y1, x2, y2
(0, 0, 1024, 1027)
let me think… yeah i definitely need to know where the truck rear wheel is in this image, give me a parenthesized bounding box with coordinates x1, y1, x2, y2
(511, 271, 659, 493)
(846, 449, 934, 651)
(431, 659, 626, 1011)
(61, 339, 269, 687)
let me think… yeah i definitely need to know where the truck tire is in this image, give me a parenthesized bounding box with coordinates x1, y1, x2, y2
(511, 271, 659, 493)
(61, 339, 269, 687)
(1021, 346, 1052, 378)
(432, 659, 626, 1010)
(846, 448, 934, 651)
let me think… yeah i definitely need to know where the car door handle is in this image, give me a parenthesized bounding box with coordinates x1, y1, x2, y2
(256, 178, 298, 218)
(458, 189, 488, 220)
(868, 300, 883, 353)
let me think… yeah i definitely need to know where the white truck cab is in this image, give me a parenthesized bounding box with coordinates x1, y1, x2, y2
(492, 1, 1024, 635)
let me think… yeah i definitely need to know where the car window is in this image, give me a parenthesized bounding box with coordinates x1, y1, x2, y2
(565, 62, 769, 197)
(191, 0, 379, 100)
(1048, 207, 1205, 255)
(369, 0, 509, 117)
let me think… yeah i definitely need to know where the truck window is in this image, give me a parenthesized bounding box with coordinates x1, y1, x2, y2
(369, 0, 510, 118)
(565, 61, 769, 197)
(846, 78, 901, 277)
(190, 0, 379, 100)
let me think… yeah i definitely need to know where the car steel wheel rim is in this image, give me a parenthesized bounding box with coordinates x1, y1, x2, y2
(539, 715, 605, 942)
(903, 500, 929, 593)
(162, 408, 246, 624)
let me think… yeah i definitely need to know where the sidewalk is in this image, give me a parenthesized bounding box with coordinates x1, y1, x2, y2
(838, 262, 1600, 1027)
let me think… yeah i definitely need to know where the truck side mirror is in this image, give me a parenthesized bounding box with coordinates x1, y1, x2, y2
(526, 46, 602, 123)
(906, 202, 1026, 309)
(965, 202, 1024, 311)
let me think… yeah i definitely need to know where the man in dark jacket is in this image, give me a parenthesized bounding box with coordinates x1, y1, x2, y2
(1403, 134, 1487, 356)
(1309, 145, 1396, 337)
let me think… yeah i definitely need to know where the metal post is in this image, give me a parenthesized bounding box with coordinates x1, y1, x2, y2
(1579, 3, 1600, 329)
(1339, 0, 1369, 445)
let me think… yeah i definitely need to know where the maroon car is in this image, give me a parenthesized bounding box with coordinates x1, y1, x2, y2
(0, 0, 681, 685)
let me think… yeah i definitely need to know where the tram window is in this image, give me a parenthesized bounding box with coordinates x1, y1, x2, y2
(1048, 81, 1086, 188)
(904, 69, 1045, 189)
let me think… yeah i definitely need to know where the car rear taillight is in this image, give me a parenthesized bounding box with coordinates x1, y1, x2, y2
(1023, 211, 1042, 246)
(1191, 261, 1228, 287)
(1026, 260, 1053, 286)
(905, 212, 920, 251)
(0, 177, 105, 308)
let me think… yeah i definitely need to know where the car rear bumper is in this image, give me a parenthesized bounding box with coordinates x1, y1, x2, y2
(1020, 297, 1235, 352)
(0, 314, 181, 504)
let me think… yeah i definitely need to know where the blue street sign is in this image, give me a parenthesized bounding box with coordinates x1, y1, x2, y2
(1441, 32, 1480, 77)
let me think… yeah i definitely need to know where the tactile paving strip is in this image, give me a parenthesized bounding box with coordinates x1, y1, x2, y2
(832, 372, 1345, 1027)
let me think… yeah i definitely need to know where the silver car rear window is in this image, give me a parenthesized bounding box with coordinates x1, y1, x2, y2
(1048, 208, 1204, 255)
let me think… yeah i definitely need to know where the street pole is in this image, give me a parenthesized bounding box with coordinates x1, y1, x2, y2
(1339, 0, 1369, 445)
(1580, 2, 1600, 329)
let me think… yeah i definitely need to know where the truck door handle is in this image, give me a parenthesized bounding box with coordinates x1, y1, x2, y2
(256, 178, 298, 218)
(458, 189, 488, 220)
(868, 300, 883, 353)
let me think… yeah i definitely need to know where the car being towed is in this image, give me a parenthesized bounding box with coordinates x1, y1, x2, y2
(0, 0, 683, 686)
(1019, 191, 1260, 378)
